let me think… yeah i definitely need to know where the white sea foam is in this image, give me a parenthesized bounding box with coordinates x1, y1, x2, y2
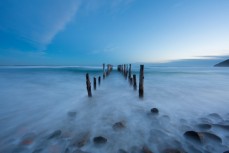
(0, 66, 229, 153)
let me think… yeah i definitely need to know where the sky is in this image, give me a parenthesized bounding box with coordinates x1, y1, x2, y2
(0, 0, 229, 66)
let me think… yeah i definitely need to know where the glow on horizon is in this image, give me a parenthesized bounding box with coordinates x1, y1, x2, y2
(0, 0, 229, 65)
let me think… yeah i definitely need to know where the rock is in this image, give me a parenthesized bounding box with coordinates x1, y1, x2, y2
(200, 132, 222, 144)
(208, 113, 223, 122)
(223, 151, 229, 153)
(162, 148, 184, 153)
(113, 122, 125, 130)
(65, 148, 70, 153)
(118, 149, 128, 153)
(20, 133, 36, 145)
(32, 149, 43, 153)
(72, 149, 89, 153)
(93, 136, 107, 144)
(71, 132, 90, 148)
(196, 123, 212, 130)
(184, 131, 222, 144)
(67, 111, 76, 118)
(48, 130, 62, 139)
(142, 146, 153, 153)
(151, 108, 159, 114)
(213, 124, 229, 131)
(184, 131, 201, 143)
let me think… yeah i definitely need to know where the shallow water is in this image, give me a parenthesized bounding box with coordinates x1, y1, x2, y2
(0, 66, 229, 153)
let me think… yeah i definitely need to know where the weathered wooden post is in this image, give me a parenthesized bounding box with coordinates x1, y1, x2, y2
(93, 77, 96, 90)
(98, 76, 101, 85)
(128, 64, 131, 79)
(139, 65, 144, 97)
(103, 63, 105, 72)
(124, 64, 126, 75)
(86, 73, 92, 97)
(133, 74, 137, 90)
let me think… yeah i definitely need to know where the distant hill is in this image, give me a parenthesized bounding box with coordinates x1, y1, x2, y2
(214, 59, 229, 67)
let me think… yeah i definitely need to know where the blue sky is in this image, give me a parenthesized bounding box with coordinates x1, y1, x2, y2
(0, 0, 229, 66)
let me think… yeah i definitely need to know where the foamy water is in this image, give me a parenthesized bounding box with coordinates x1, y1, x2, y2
(0, 66, 229, 153)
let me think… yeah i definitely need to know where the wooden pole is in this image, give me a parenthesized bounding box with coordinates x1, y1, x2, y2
(128, 64, 131, 79)
(133, 74, 137, 90)
(98, 76, 101, 85)
(93, 77, 96, 90)
(139, 65, 144, 97)
(103, 72, 106, 79)
(86, 73, 92, 97)
(103, 63, 105, 72)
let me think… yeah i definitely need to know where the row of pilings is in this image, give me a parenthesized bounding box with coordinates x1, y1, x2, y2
(117, 64, 144, 98)
(86, 64, 113, 97)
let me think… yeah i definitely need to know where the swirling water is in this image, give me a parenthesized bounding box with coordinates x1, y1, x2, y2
(0, 66, 229, 153)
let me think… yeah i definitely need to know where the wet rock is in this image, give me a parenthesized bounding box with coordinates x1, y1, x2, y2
(72, 149, 89, 153)
(118, 149, 128, 153)
(213, 124, 229, 131)
(200, 132, 222, 144)
(93, 136, 107, 144)
(48, 130, 62, 139)
(71, 132, 90, 148)
(162, 148, 184, 153)
(64, 148, 70, 153)
(208, 113, 223, 122)
(32, 149, 43, 153)
(198, 117, 212, 124)
(184, 131, 201, 144)
(223, 151, 229, 153)
(113, 122, 125, 130)
(196, 123, 212, 130)
(151, 108, 159, 114)
(142, 146, 153, 153)
(68, 111, 76, 118)
(20, 133, 36, 145)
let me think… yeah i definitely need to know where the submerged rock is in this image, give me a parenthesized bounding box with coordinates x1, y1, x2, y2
(20, 133, 36, 145)
(32, 149, 43, 153)
(196, 123, 212, 130)
(142, 146, 153, 153)
(48, 130, 62, 139)
(151, 108, 159, 114)
(223, 151, 229, 153)
(71, 132, 90, 148)
(118, 149, 128, 153)
(67, 111, 76, 118)
(113, 122, 125, 130)
(162, 148, 184, 153)
(184, 130, 222, 144)
(184, 131, 201, 144)
(200, 132, 222, 144)
(72, 149, 89, 153)
(93, 136, 107, 144)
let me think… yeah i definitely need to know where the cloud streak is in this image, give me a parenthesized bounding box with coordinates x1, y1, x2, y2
(0, 0, 80, 50)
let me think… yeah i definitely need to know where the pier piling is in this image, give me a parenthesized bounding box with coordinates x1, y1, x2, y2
(93, 77, 96, 90)
(139, 65, 144, 97)
(86, 73, 92, 97)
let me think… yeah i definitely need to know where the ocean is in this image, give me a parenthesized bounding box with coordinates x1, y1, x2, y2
(0, 65, 229, 153)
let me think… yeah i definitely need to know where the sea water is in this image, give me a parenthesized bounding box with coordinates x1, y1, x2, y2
(0, 66, 229, 153)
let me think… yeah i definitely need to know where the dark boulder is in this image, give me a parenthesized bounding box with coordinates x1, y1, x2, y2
(113, 122, 125, 130)
(184, 131, 201, 143)
(142, 146, 154, 153)
(48, 130, 62, 139)
(93, 136, 107, 144)
(151, 108, 159, 114)
(118, 149, 128, 153)
(67, 111, 76, 118)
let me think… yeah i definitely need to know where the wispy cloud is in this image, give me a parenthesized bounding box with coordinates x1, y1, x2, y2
(0, 0, 80, 50)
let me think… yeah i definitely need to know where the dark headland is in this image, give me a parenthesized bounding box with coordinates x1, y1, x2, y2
(214, 59, 229, 67)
